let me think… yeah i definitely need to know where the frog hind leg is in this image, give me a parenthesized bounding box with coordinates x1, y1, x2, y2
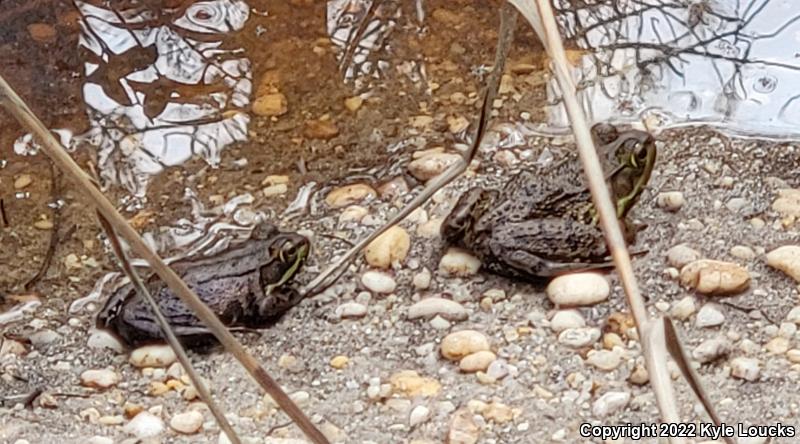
(487, 218, 614, 278)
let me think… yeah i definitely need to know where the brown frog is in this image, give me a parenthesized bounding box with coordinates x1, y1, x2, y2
(441, 124, 656, 279)
(97, 223, 309, 347)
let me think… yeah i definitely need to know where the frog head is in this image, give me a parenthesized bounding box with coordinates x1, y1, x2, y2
(441, 187, 499, 244)
(260, 233, 310, 295)
(606, 130, 657, 219)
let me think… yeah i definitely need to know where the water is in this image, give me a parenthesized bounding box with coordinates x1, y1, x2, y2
(547, 0, 800, 140)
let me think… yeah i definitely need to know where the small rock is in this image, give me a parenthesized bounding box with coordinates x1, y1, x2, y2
(123, 412, 164, 439)
(628, 365, 649, 385)
(339, 205, 368, 222)
(412, 268, 431, 290)
(33, 219, 53, 230)
(786, 349, 800, 363)
(417, 218, 444, 238)
(390, 370, 441, 397)
(335, 302, 367, 319)
(680, 259, 750, 295)
(344, 96, 363, 112)
(765, 337, 790, 355)
(407, 152, 461, 181)
(441, 330, 491, 361)
(656, 191, 685, 211)
(361, 271, 396, 294)
(438, 248, 481, 276)
(330, 355, 349, 369)
(670, 296, 696, 321)
(170, 410, 203, 434)
(87, 437, 114, 444)
(459, 351, 496, 373)
(80, 369, 119, 389)
(364, 226, 410, 269)
(772, 188, 800, 224)
(28, 23, 57, 43)
(408, 298, 467, 321)
(730, 245, 756, 261)
(766, 246, 800, 282)
(695, 304, 725, 328)
(546, 273, 610, 306)
(129, 344, 177, 368)
(483, 402, 516, 423)
(592, 391, 630, 417)
(558, 327, 601, 348)
(409, 405, 431, 427)
(787, 306, 800, 323)
(602, 332, 624, 349)
(550, 310, 586, 332)
(14, 174, 32, 189)
(726, 197, 748, 212)
(304, 119, 339, 139)
(29, 329, 61, 346)
(325, 184, 376, 208)
(262, 184, 288, 197)
(447, 408, 479, 444)
(252, 93, 288, 116)
(730, 357, 760, 381)
(409, 115, 434, 128)
(585, 349, 621, 371)
(666, 245, 702, 269)
(447, 115, 470, 134)
(692, 338, 730, 363)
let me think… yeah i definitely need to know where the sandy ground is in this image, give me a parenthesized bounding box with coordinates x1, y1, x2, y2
(3, 1, 800, 444)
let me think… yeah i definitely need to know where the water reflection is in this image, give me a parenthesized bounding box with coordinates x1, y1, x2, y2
(549, 0, 800, 139)
(75, 0, 252, 201)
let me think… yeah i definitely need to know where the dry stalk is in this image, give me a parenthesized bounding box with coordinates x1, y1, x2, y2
(0, 75, 330, 444)
(509, 1, 732, 442)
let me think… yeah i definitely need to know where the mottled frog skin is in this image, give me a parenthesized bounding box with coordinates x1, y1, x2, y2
(97, 223, 309, 346)
(441, 124, 656, 279)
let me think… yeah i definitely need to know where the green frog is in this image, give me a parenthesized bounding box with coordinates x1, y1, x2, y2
(97, 223, 310, 347)
(441, 124, 656, 279)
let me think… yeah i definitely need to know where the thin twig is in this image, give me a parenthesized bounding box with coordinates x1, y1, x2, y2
(24, 162, 60, 290)
(0, 75, 330, 444)
(302, 4, 517, 296)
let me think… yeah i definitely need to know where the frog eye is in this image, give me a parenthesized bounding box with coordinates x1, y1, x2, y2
(278, 241, 298, 262)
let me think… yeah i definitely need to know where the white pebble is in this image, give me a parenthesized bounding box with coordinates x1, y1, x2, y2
(585, 349, 621, 371)
(441, 330, 490, 361)
(361, 271, 396, 294)
(129, 344, 177, 368)
(692, 338, 730, 363)
(656, 191, 685, 211)
(670, 296, 696, 321)
(550, 310, 586, 332)
(546, 273, 610, 306)
(766, 246, 800, 283)
(730, 357, 760, 381)
(335, 302, 368, 319)
(592, 391, 630, 417)
(412, 268, 432, 290)
(80, 369, 119, 389)
(695, 304, 725, 328)
(170, 410, 203, 434)
(666, 245, 702, 269)
(459, 351, 496, 373)
(409, 405, 431, 427)
(730, 245, 756, 261)
(558, 327, 601, 348)
(438, 248, 481, 276)
(408, 298, 467, 321)
(123, 412, 164, 439)
(86, 329, 125, 353)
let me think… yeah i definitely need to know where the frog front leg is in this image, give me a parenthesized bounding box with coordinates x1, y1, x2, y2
(486, 218, 614, 278)
(246, 288, 305, 328)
